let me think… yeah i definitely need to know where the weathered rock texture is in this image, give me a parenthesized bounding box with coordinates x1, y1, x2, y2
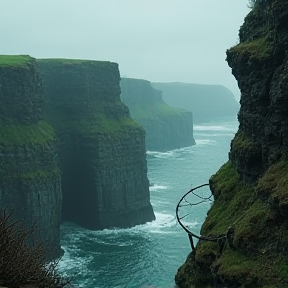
(120, 78, 195, 151)
(37, 59, 155, 229)
(0, 55, 62, 259)
(176, 1, 288, 287)
(152, 82, 239, 123)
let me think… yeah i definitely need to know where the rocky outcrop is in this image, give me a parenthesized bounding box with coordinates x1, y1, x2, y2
(37, 59, 155, 229)
(152, 82, 239, 123)
(120, 78, 195, 151)
(176, 1, 288, 287)
(0, 55, 62, 259)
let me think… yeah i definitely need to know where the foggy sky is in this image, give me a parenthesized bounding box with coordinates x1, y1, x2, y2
(0, 0, 249, 99)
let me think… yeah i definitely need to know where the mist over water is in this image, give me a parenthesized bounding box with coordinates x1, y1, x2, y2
(59, 117, 238, 288)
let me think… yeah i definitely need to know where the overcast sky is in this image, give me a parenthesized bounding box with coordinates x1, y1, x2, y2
(0, 0, 249, 99)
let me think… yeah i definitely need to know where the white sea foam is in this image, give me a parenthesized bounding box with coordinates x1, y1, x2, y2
(151, 199, 169, 207)
(141, 212, 176, 233)
(58, 246, 92, 280)
(195, 139, 216, 145)
(180, 220, 199, 229)
(60, 210, 177, 241)
(194, 124, 236, 132)
(150, 184, 168, 191)
(195, 133, 235, 137)
(146, 150, 175, 159)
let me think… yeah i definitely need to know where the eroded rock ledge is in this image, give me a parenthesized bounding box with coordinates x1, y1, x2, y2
(0, 55, 62, 259)
(38, 59, 155, 229)
(175, 1, 288, 287)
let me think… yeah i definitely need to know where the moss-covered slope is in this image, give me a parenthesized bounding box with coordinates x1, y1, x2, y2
(175, 1, 288, 287)
(120, 78, 195, 151)
(37, 59, 155, 229)
(0, 55, 62, 259)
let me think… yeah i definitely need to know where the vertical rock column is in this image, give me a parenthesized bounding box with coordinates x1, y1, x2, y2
(0, 55, 62, 259)
(38, 59, 155, 229)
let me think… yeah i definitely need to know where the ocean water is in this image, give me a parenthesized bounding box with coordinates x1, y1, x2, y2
(59, 117, 239, 288)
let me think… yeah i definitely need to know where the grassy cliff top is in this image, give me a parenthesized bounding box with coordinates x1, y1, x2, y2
(0, 55, 33, 67)
(45, 112, 141, 135)
(229, 36, 273, 60)
(0, 120, 55, 145)
(37, 58, 114, 67)
(131, 102, 186, 120)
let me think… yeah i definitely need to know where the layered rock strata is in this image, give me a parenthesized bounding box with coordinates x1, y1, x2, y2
(120, 78, 195, 151)
(0, 55, 62, 259)
(152, 82, 239, 123)
(176, 1, 288, 287)
(37, 59, 155, 229)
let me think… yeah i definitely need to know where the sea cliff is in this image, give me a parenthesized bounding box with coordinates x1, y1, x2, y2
(152, 82, 239, 123)
(37, 59, 155, 229)
(0, 55, 62, 259)
(176, 0, 288, 287)
(120, 78, 195, 151)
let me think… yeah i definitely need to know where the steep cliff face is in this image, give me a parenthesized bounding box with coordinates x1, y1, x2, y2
(0, 55, 62, 259)
(176, 1, 288, 287)
(37, 59, 155, 229)
(120, 78, 195, 151)
(152, 82, 239, 123)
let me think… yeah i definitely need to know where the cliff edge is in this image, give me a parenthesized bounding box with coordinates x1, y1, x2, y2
(0, 55, 62, 259)
(175, 1, 288, 287)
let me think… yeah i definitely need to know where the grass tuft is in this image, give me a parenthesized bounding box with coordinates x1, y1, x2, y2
(0, 120, 55, 145)
(0, 55, 32, 67)
(229, 36, 273, 60)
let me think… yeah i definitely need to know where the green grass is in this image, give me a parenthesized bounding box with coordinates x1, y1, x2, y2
(37, 58, 111, 67)
(0, 120, 55, 145)
(45, 109, 141, 136)
(231, 131, 256, 152)
(130, 102, 186, 120)
(257, 160, 288, 209)
(201, 161, 255, 236)
(195, 240, 219, 264)
(76, 116, 141, 134)
(19, 167, 60, 181)
(0, 55, 32, 67)
(229, 36, 273, 60)
(214, 249, 262, 286)
(204, 161, 275, 245)
(177, 159, 288, 287)
(193, 160, 288, 286)
(213, 248, 288, 287)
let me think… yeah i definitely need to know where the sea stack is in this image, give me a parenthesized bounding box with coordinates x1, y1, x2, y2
(37, 59, 155, 230)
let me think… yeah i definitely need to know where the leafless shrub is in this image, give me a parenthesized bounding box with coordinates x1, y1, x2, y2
(0, 209, 70, 288)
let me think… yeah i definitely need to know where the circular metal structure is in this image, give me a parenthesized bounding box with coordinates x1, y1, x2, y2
(176, 183, 227, 251)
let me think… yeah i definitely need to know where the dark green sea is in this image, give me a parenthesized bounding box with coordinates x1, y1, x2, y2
(59, 117, 238, 288)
